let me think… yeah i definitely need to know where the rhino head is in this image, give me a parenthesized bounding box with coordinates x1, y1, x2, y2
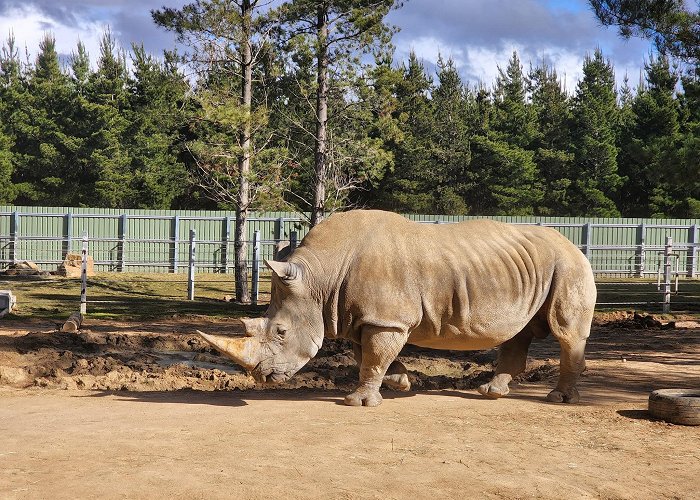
(196, 259, 324, 384)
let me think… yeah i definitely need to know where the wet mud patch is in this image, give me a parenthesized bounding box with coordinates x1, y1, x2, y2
(0, 329, 558, 393)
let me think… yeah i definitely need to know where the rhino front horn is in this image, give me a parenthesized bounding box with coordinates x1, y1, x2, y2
(195, 330, 261, 372)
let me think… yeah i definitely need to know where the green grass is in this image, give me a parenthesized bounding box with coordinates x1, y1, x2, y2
(0, 272, 269, 320)
(1, 273, 698, 321)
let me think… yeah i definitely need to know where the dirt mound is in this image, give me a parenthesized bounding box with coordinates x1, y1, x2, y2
(0, 328, 559, 393)
(594, 311, 675, 329)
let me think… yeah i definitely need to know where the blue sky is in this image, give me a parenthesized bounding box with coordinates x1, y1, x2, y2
(0, 0, 654, 91)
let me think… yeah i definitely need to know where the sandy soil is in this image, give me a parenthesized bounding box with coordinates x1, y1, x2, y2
(1, 313, 699, 499)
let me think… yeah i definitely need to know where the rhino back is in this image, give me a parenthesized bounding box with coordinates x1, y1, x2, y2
(294, 211, 588, 349)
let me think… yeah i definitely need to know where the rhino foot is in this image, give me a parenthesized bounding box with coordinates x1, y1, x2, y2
(344, 389, 383, 407)
(546, 387, 580, 404)
(383, 373, 411, 391)
(477, 373, 511, 399)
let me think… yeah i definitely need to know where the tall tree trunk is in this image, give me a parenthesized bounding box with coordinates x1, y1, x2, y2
(235, 0, 253, 303)
(311, 3, 329, 228)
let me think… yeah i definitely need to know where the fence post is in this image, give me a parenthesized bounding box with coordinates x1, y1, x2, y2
(171, 216, 180, 273)
(637, 223, 646, 277)
(80, 231, 88, 315)
(118, 214, 127, 272)
(290, 231, 298, 250)
(662, 236, 673, 314)
(583, 223, 592, 261)
(688, 224, 698, 278)
(64, 211, 73, 257)
(222, 217, 231, 273)
(10, 211, 19, 263)
(187, 229, 196, 301)
(274, 217, 284, 259)
(251, 230, 260, 305)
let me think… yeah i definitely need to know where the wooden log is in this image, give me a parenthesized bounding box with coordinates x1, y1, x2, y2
(61, 312, 84, 332)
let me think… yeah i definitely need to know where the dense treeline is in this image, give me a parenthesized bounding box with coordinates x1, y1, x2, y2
(0, 20, 698, 217)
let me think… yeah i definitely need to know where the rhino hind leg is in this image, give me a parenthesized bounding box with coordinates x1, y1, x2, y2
(545, 265, 596, 404)
(345, 328, 408, 407)
(352, 343, 411, 392)
(478, 328, 535, 399)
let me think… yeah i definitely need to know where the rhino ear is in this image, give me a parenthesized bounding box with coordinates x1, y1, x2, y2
(264, 259, 302, 281)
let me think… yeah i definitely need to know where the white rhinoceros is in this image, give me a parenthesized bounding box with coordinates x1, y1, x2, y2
(197, 210, 596, 406)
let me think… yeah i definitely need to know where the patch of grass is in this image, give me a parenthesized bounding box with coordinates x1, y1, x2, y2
(0, 272, 269, 320)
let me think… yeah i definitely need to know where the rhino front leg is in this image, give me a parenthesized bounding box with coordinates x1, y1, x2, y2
(352, 343, 411, 392)
(478, 328, 534, 399)
(345, 327, 407, 407)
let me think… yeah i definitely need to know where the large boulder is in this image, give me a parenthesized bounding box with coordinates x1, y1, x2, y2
(57, 253, 95, 278)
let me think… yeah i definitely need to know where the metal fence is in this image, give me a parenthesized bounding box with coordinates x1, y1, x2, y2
(1, 206, 699, 311)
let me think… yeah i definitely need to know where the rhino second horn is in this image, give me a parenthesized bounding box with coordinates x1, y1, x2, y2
(195, 330, 261, 372)
(264, 259, 301, 280)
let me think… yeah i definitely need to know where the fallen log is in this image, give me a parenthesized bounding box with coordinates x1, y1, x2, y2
(61, 312, 84, 332)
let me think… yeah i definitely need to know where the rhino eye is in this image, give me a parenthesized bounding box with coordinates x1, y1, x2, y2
(276, 327, 287, 338)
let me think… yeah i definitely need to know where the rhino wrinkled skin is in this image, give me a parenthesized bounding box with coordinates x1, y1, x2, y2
(198, 210, 596, 406)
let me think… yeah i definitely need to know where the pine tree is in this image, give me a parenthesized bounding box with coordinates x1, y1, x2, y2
(430, 56, 471, 214)
(569, 49, 622, 216)
(468, 51, 541, 215)
(492, 51, 537, 149)
(529, 62, 573, 215)
(126, 45, 188, 209)
(278, 0, 398, 225)
(87, 31, 133, 207)
(371, 51, 436, 212)
(13, 34, 81, 205)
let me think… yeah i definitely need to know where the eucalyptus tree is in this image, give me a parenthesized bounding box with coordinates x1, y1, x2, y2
(153, 0, 282, 303)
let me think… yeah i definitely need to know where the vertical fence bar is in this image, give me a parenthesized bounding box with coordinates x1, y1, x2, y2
(290, 231, 298, 250)
(274, 217, 284, 259)
(118, 214, 127, 272)
(222, 217, 231, 273)
(171, 216, 180, 273)
(80, 231, 88, 315)
(10, 211, 19, 263)
(64, 211, 73, 257)
(663, 236, 672, 314)
(688, 224, 698, 278)
(187, 229, 196, 300)
(583, 223, 591, 261)
(637, 222, 646, 277)
(251, 230, 260, 305)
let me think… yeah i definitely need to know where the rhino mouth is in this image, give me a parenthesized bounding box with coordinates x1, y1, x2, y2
(251, 364, 292, 384)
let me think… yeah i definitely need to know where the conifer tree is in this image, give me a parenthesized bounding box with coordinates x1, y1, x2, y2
(430, 56, 471, 214)
(529, 62, 573, 214)
(372, 51, 435, 212)
(569, 49, 622, 216)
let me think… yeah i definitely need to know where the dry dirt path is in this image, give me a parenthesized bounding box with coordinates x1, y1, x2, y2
(1, 380, 699, 499)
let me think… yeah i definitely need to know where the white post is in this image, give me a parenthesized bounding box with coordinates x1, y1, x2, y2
(187, 229, 196, 301)
(80, 231, 88, 315)
(663, 236, 672, 314)
(251, 230, 260, 305)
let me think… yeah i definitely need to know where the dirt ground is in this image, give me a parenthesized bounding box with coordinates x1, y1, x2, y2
(1, 313, 699, 499)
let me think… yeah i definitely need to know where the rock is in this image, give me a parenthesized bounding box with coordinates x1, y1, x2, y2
(223, 295, 234, 302)
(3, 260, 45, 276)
(57, 253, 95, 278)
(0, 366, 30, 387)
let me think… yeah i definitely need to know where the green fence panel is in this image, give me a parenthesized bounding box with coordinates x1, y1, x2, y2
(1, 205, 698, 278)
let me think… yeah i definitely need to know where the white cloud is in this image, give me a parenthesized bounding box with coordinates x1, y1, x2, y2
(0, 4, 109, 68)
